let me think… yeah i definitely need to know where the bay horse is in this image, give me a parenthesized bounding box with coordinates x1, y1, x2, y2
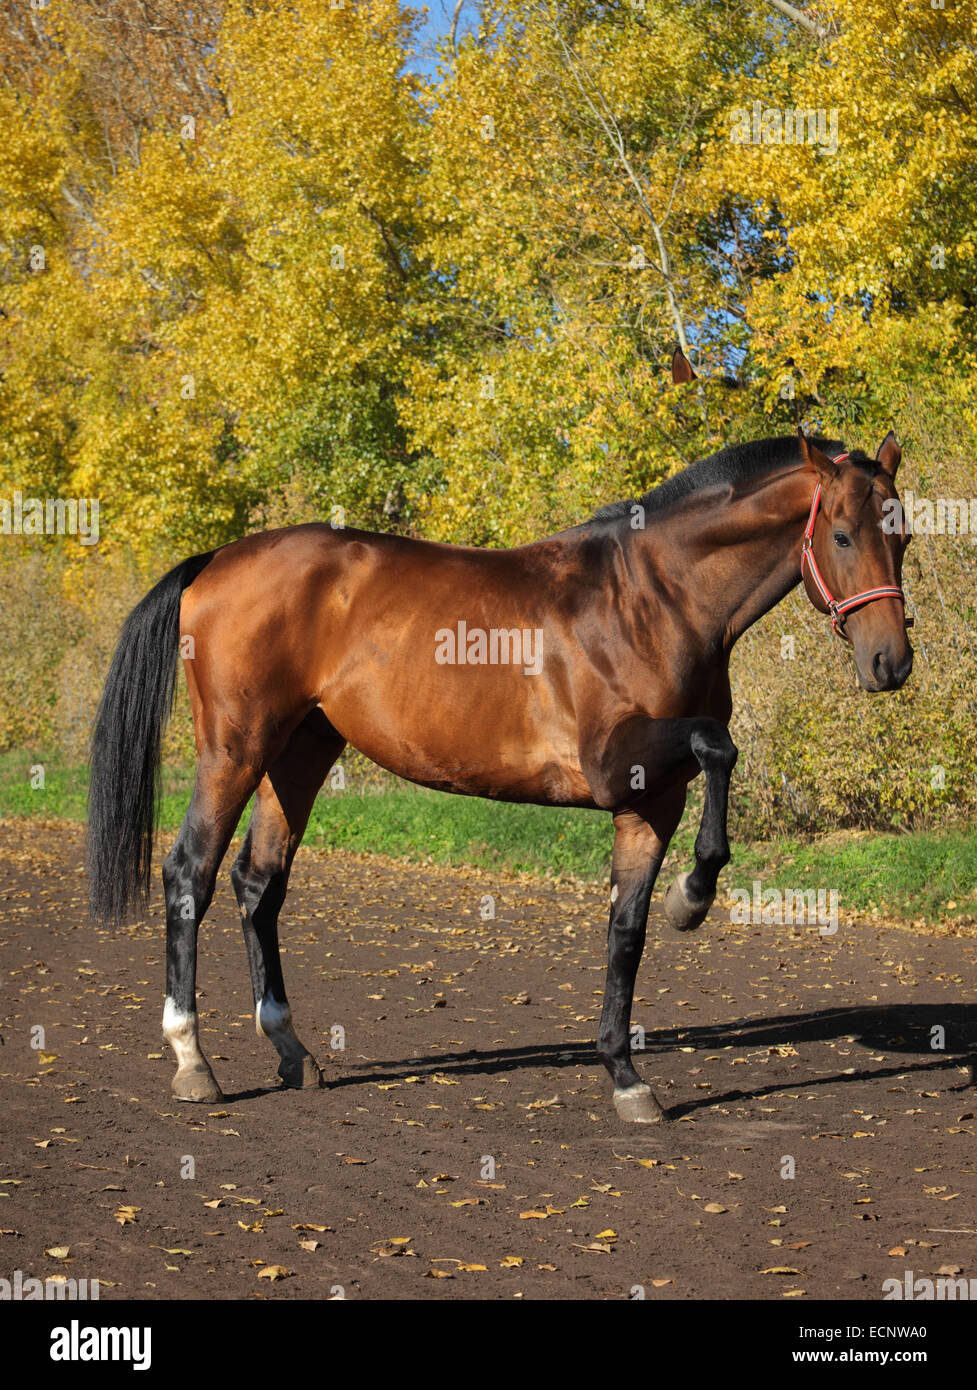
(88, 423, 913, 1123)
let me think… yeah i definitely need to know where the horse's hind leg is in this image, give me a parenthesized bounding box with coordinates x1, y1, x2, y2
(230, 711, 345, 1089)
(163, 750, 263, 1102)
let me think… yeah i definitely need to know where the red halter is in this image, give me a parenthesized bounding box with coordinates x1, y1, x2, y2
(801, 454, 909, 637)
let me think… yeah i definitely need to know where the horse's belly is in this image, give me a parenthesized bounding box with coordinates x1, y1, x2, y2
(318, 675, 593, 807)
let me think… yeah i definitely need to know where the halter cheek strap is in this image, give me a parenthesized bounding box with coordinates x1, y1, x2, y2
(801, 456, 910, 637)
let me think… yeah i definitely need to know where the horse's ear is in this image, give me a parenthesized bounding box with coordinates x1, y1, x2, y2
(876, 429, 902, 478)
(797, 427, 840, 483)
(671, 346, 697, 384)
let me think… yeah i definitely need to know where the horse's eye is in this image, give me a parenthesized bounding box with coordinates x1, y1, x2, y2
(833, 531, 851, 548)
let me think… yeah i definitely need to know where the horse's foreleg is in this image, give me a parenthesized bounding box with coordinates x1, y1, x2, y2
(663, 720, 738, 933)
(598, 793, 685, 1124)
(231, 714, 344, 1089)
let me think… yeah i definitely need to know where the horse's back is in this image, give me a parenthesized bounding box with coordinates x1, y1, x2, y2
(177, 521, 593, 803)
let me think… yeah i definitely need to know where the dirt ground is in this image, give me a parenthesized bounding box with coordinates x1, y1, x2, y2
(1, 820, 976, 1302)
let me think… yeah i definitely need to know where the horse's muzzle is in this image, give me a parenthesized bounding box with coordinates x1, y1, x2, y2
(860, 647, 914, 692)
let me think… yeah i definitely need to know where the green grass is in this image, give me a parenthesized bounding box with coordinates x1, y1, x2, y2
(718, 830, 977, 928)
(1, 752, 974, 928)
(0, 749, 620, 880)
(303, 784, 618, 880)
(0, 749, 198, 827)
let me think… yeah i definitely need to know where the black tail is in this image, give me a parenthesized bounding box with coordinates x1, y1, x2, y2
(87, 550, 215, 924)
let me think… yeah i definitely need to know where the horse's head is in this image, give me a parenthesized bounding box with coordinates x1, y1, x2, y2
(798, 430, 913, 692)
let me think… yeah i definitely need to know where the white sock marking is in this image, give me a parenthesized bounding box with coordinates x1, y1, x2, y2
(162, 997, 206, 1071)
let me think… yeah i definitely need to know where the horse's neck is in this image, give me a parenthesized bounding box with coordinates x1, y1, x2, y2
(643, 466, 814, 653)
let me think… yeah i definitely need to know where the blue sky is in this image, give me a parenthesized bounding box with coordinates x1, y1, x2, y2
(407, 0, 479, 76)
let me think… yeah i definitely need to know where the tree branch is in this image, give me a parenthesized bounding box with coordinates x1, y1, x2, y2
(450, 0, 466, 56)
(762, 0, 832, 42)
(544, 8, 692, 356)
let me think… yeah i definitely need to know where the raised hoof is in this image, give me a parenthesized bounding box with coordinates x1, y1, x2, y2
(613, 1083, 666, 1124)
(278, 1054, 325, 1090)
(663, 872, 714, 933)
(172, 1065, 223, 1104)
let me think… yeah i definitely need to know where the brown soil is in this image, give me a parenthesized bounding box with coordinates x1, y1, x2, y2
(2, 822, 976, 1301)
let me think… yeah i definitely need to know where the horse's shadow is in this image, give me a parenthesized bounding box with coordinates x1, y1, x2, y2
(222, 1003, 977, 1107)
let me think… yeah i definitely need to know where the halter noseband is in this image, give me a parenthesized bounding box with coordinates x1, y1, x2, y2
(801, 453, 910, 638)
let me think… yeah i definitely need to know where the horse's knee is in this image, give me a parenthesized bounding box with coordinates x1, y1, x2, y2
(691, 719, 738, 773)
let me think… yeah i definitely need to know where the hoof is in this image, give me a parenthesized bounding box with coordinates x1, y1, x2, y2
(663, 872, 713, 933)
(613, 1082, 666, 1124)
(278, 1054, 325, 1090)
(172, 1065, 223, 1104)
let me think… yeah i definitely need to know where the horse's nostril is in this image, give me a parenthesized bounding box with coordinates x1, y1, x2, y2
(871, 650, 913, 688)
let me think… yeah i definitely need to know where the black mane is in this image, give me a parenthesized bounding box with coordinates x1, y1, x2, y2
(590, 434, 873, 523)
